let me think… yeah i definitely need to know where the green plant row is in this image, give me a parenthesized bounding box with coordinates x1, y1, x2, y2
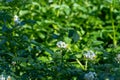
(0, 0, 120, 80)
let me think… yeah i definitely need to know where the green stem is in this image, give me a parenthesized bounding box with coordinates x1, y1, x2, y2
(85, 60, 88, 70)
(69, 48, 85, 70)
(110, 0, 117, 47)
(76, 59, 85, 70)
(56, 0, 62, 17)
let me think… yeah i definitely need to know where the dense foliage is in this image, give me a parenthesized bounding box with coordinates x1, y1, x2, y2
(0, 0, 120, 80)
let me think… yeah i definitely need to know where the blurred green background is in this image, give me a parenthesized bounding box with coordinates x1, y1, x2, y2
(0, 0, 120, 80)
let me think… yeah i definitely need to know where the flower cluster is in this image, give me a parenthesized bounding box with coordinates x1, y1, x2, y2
(48, 0, 53, 3)
(84, 72, 97, 80)
(14, 15, 20, 24)
(0, 75, 5, 80)
(12, 61, 16, 65)
(7, 76, 11, 80)
(56, 41, 67, 48)
(0, 75, 11, 80)
(84, 50, 96, 60)
(115, 54, 120, 63)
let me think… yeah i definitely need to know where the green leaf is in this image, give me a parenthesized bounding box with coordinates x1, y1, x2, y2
(92, 40, 104, 45)
(43, 47, 54, 55)
(72, 31, 80, 42)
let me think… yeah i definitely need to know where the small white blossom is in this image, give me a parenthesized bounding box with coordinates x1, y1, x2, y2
(12, 61, 16, 65)
(84, 50, 96, 60)
(14, 15, 20, 24)
(84, 72, 97, 80)
(7, 76, 11, 80)
(0, 75, 5, 80)
(56, 41, 67, 48)
(115, 54, 120, 63)
(48, 0, 53, 3)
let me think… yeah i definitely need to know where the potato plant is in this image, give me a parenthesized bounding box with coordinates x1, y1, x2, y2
(0, 0, 120, 80)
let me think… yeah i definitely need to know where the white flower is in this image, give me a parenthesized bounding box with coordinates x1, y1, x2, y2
(48, 0, 53, 3)
(84, 50, 96, 60)
(14, 15, 20, 24)
(56, 41, 67, 48)
(115, 54, 120, 63)
(12, 61, 16, 65)
(7, 76, 11, 80)
(84, 72, 97, 80)
(0, 74, 5, 80)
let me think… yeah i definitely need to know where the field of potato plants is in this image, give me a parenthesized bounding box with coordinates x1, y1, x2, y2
(0, 0, 120, 80)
